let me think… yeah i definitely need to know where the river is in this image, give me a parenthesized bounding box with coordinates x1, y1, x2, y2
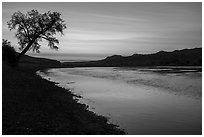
(37, 67, 202, 135)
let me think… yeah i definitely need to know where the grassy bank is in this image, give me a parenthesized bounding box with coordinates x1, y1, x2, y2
(2, 56, 125, 135)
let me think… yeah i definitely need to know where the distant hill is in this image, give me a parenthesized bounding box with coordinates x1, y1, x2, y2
(19, 54, 61, 66)
(62, 48, 202, 67)
(11, 53, 61, 69)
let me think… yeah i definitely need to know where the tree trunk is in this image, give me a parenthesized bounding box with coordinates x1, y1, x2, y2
(16, 43, 32, 62)
(16, 39, 36, 63)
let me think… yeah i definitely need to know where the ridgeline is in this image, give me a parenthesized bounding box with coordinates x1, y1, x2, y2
(62, 48, 202, 67)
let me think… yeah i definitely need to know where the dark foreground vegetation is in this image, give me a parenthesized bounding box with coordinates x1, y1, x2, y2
(62, 48, 202, 67)
(2, 56, 125, 135)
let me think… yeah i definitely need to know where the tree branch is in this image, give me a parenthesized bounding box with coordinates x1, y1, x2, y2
(19, 23, 30, 42)
(41, 36, 49, 41)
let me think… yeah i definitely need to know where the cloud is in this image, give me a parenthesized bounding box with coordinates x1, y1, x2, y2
(2, 2, 202, 57)
(66, 29, 143, 41)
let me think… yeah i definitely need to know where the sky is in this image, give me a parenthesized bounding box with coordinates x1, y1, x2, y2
(2, 2, 202, 61)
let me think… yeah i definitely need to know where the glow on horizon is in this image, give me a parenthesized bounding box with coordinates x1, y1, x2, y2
(2, 2, 202, 58)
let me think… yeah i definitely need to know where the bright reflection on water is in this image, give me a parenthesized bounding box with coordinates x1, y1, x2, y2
(38, 67, 201, 135)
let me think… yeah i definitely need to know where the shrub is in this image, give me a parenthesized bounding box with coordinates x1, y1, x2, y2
(2, 39, 17, 67)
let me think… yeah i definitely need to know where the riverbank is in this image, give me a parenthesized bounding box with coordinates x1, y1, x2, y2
(39, 67, 201, 135)
(2, 56, 125, 135)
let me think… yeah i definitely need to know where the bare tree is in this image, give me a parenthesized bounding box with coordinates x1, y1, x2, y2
(7, 9, 67, 62)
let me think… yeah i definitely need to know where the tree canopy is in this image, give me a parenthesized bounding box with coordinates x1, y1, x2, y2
(7, 9, 67, 59)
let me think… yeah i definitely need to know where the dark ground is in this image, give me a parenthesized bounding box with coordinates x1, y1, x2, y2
(2, 57, 125, 135)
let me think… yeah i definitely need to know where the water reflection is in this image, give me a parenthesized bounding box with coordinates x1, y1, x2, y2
(37, 67, 202, 135)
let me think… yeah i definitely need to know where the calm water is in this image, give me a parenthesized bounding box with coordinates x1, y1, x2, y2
(37, 67, 202, 135)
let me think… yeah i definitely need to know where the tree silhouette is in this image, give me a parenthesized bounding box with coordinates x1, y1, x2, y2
(7, 9, 67, 61)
